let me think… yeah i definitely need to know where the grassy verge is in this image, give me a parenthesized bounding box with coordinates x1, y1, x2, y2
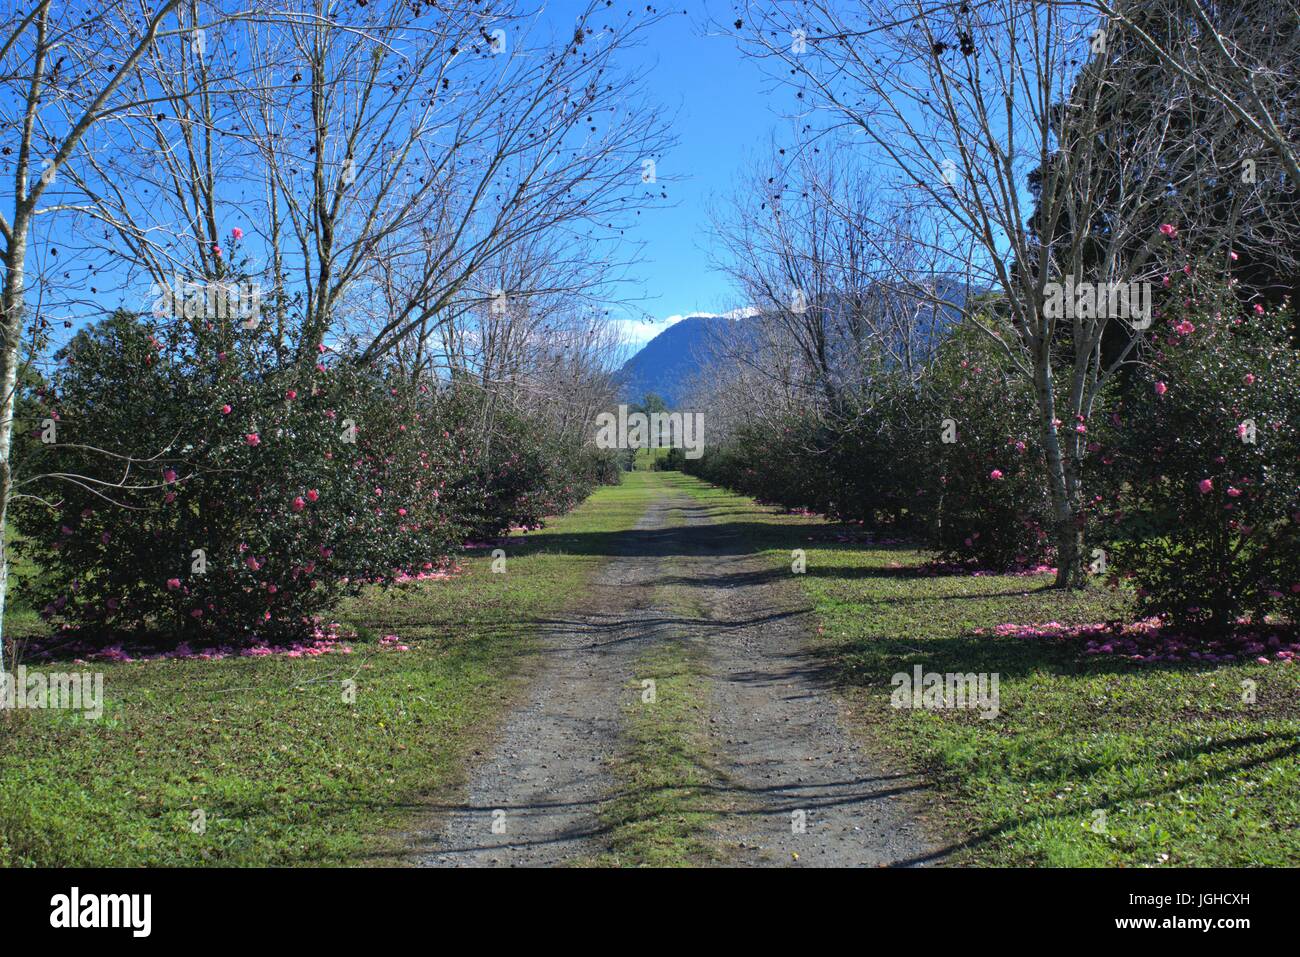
(593, 514, 723, 868)
(594, 638, 719, 867)
(0, 474, 659, 867)
(668, 471, 1300, 867)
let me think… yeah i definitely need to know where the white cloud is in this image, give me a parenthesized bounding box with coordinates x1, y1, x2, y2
(616, 308, 756, 347)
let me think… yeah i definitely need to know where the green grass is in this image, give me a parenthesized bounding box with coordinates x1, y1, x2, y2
(592, 530, 723, 868)
(0, 474, 661, 867)
(593, 638, 720, 867)
(670, 472, 1300, 867)
(633, 446, 670, 471)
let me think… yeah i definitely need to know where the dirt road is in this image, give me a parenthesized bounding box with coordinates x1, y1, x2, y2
(420, 481, 946, 867)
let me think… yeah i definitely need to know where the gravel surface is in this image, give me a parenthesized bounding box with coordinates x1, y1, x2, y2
(420, 486, 947, 867)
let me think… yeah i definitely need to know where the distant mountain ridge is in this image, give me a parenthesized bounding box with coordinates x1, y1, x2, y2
(614, 315, 727, 407)
(615, 286, 971, 408)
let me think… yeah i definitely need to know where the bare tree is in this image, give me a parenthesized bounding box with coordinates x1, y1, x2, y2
(733, 0, 1240, 585)
(1094, 0, 1300, 191)
(0, 0, 197, 671)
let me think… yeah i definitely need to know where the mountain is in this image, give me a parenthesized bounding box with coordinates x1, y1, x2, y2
(615, 315, 725, 407)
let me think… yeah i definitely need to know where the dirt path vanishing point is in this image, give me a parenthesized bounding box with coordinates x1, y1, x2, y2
(419, 480, 949, 867)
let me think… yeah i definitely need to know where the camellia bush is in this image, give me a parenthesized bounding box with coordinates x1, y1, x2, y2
(437, 388, 620, 540)
(1102, 282, 1300, 632)
(914, 330, 1054, 569)
(15, 311, 472, 645)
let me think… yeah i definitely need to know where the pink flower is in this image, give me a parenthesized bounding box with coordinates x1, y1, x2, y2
(1154, 381, 1167, 396)
(221, 404, 232, 415)
(292, 496, 306, 512)
(245, 556, 261, 571)
(1253, 303, 1265, 315)
(1227, 487, 1242, 498)
(245, 433, 260, 446)
(1244, 373, 1256, 385)
(166, 578, 181, 591)
(989, 469, 1004, 480)
(1198, 479, 1213, 494)
(211, 244, 222, 258)
(285, 390, 297, 400)
(163, 468, 178, 484)
(307, 489, 319, 502)
(1229, 250, 1239, 261)
(1158, 223, 1178, 238)
(1174, 320, 1195, 335)
(317, 343, 326, 353)
(231, 227, 244, 240)
(191, 608, 203, 618)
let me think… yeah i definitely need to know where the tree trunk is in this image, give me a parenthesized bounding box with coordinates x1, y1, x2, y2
(0, 233, 28, 675)
(1034, 357, 1087, 589)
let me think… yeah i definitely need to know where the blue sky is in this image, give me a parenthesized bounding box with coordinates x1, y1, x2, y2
(573, 6, 782, 346)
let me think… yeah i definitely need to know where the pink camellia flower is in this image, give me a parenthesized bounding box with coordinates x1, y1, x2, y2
(164, 492, 176, 504)
(166, 578, 181, 591)
(164, 468, 178, 484)
(245, 556, 261, 571)
(1253, 303, 1265, 315)
(989, 469, 1004, 480)
(1198, 479, 1213, 494)
(319, 545, 333, 558)
(307, 489, 319, 502)
(285, 390, 297, 400)
(1174, 320, 1195, 335)
(1158, 223, 1178, 238)
(1244, 373, 1256, 385)
(1227, 487, 1242, 498)
(397, 507, 408, 517)
(245, 433, 260, 446)
(317, 343, 326, 354)
(212, 244, 222, 258)
(1161, 275, 1171, 288)
(1154, 381, 1168, 396)
(1229, 250, 1239, 261)
(231, 227, 244, 240)
(221, 404, 232, 415)
(292, 496, 306, 512)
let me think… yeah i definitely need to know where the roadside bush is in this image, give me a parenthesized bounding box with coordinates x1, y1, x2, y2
(1103, 286, 1300, 631)
(14, 311, 470, 645)
(919, 332, 1053, 569)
